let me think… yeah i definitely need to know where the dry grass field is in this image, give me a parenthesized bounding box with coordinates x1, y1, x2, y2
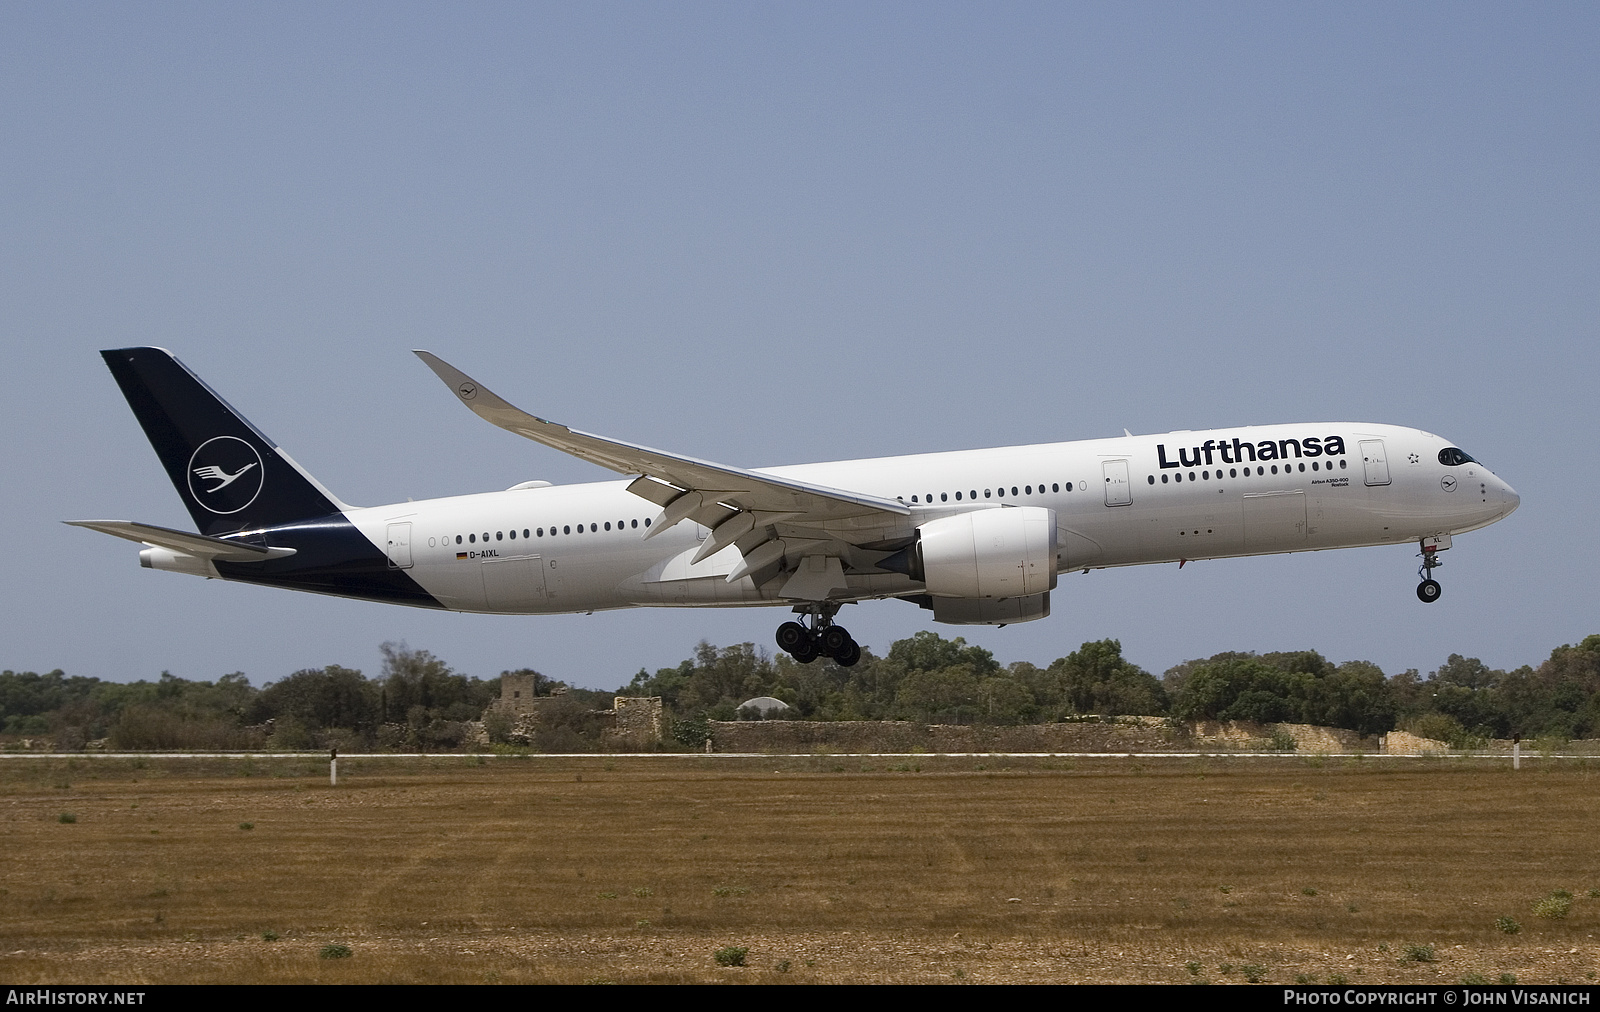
(2, 754, 1598, 984)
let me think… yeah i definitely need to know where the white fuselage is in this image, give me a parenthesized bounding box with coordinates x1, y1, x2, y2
(342, 422, 1519, 615)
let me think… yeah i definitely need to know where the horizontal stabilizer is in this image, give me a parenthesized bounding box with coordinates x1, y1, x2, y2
(65, 520, 297, 561)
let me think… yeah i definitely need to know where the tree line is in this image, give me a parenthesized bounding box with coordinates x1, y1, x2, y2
(0, 643, 607, 752)
(3, 633, 1597, 751)
(625, 632, 1600, 746)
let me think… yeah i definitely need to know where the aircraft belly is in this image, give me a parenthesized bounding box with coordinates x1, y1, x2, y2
(422, 566, 489, 610)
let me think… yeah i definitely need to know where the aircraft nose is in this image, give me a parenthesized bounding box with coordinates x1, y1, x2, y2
(1499, 480, 1520, 515)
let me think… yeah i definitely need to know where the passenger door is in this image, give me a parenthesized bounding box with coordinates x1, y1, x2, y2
(385, 522, 413, 569)
(1103, 459, 1132, 507)
(1360, 440, 1391, 486)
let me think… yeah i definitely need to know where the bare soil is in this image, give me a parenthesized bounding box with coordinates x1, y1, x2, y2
(1, 754, 1596, 984)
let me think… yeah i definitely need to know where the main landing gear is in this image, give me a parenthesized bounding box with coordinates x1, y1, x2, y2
(1417, 543, 1443, 604)
(776, 603, 861, 667)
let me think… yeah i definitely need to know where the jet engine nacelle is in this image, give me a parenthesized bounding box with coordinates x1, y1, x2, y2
(926, 592, 1050, 626)
(885, 506, 1057, 598)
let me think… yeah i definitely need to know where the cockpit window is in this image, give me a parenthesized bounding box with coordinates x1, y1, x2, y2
(1438, 447, 1476, 466)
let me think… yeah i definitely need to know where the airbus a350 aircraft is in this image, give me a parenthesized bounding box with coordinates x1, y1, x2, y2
(72, 348, 1520, 667)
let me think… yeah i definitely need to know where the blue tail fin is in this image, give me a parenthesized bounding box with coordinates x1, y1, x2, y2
(101, 348, 346, 535)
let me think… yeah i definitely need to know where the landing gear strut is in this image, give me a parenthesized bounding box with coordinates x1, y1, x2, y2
(776, 603, 861, 667)
(1416, 543, 1443, 604)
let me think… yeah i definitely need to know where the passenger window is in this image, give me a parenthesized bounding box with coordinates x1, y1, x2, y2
(631, 519, 638, 528)
(1230, 468, 1237, 478)
(911, 495, 918, 503)
(984, 489, 991, 498)
(496, 531, 503, 541)
(455, 535, 462, 545)
(524, 529, 529, 538)
(1161, 474, 1169, 484)
(1340, 459, 1347, 469)
(955, 492, 962, 500)
(563, 525, 571, 534)
(1147, 475, 1155, 484)
(1065, 482, 1072, 491)
(1202, 471, 1209, 480)
(941, 493, 948, 502)
(605, 522, 611, 531)
(644, 518, 651, 527)
(1299, 462, 1306, 472)
(469, 534, 476, 543)
(1271, 465, 1278, 474)
(537, 528, 544, 537)
(590, 523, 597, 532)
(970, 490, 977, 499)
(509, 530, 516, 540)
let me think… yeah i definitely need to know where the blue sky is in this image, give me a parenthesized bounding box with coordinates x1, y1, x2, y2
(3, 3, 1595, 689)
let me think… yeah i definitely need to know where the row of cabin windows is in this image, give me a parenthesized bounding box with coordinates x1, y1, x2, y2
(904, 482, 1075, 504)
(1146, 458, 1348, 484)
(444, 458, 1353, 545)
(453, 516, 652, 545)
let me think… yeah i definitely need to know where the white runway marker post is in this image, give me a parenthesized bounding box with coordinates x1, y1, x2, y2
(330, 747, 338, 786)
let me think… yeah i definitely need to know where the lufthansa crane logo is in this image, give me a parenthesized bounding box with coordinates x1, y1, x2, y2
(187, 436, 265, 515)
(457, 381, 478, 400)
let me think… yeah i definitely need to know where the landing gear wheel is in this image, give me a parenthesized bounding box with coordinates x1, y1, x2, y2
(776, 622, 808, 653)
(820, 625, 852, 656)
(776, 603, 856, 665)
(835, 640, 862, 667)
(1417, 579, 1441, 604)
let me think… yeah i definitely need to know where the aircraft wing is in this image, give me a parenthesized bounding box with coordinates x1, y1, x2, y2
(414, 351, 908, 526)
(414, 352, 915, 589)
(64, 520, 297, 561)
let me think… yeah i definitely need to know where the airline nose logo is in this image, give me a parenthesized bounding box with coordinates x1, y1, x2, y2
(1441, 475, 1458, 492)
(187, 436, 265, 514)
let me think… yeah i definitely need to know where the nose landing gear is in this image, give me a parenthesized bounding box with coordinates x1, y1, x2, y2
(776, 603, 861, 666)
(1416, 541, 1444, 603)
